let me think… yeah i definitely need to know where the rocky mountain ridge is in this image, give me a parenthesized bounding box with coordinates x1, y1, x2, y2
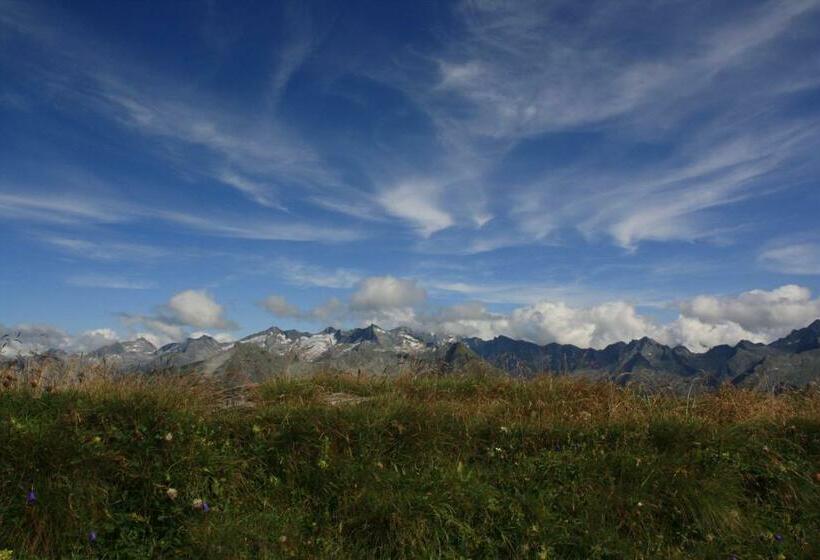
(6, 320, 820, 392)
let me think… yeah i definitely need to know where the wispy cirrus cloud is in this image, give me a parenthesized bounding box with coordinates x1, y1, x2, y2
(1, 189, 363, 243)
(43, 237, 171, 261)
(66, 274, 156, 290)
(759, 241, 820, 275)
(0, 0, 358, 225)
(275, 258, 362, 289)
(0, 192, 130, 224)
(367, 0, 820, 250)
(4, 0, 818, 253)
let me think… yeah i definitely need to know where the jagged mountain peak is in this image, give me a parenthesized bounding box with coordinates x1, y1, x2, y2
(159, 334, 220, 353)
(770, 322, 820, 354)
(9, 319, 820, 392)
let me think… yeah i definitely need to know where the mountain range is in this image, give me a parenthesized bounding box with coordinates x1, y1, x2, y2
(5, 320, 820, 392)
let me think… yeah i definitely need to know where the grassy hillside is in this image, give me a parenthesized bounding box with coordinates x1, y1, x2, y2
(0, 371, 819, 559)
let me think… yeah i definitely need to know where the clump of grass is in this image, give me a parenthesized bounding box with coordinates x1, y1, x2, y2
(1, 372, 818, 558)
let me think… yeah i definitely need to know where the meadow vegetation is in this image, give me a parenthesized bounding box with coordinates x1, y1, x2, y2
(0, 364, 818, 559)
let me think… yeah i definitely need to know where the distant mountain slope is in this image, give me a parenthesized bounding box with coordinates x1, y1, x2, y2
(6, 320, 820, 392)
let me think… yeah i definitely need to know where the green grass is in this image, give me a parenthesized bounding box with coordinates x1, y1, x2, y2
(1, 372, 819, 559)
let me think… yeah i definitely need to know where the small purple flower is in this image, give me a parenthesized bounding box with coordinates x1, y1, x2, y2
(774, 533, 783, 542)
(88, 531, 97, 544)
(202, 501, 210, 513)
(26, 489, 36, 505)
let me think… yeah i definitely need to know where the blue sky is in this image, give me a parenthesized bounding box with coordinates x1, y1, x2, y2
(1, 0, 820, 352)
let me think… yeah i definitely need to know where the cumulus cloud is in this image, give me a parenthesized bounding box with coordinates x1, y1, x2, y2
(506, 301, 661, 349)
(678, 285, 820, 336)
(166, 290, 230, 329)
(261, 295, 302, 318)
(260, 276, 428, 326)
(259, 279, 820, 352)
(665, 316, 766, 352)
(0, 324, 119, 357)
(350, 276, 427, 311)
(8, 285, 819, 358)
(70, 328, 120, 352)
(422, 287, 820, 351)
(120, 289, 237, 346)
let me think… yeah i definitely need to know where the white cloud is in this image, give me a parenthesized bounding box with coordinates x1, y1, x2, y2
(350, 276, 427, 311)
(120, 316, 184, 346)
(0, 324, 119, 356)
(135, 332, 165, 349)
(167, 289, 230, 329)
(70, 328, 120, 353)
(678, 285, 820, 336)
(258, 278, 820, 352)
(119, 289, 237, 345)
(260, 276, 429, 326)
(378, 181, 454, 237)
(5, 284, 820, 356)
(426, 286, 820, 351)
(508, 301, 661, 349)
(666, 316, 766, 352)
(411, 300, 661, 349)
(261, 295, 302, 318)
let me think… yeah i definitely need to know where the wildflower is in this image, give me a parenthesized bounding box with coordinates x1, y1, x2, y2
(88, 531, 97, 544)
(91, 436, 102, 444)
(26, 488, 36, 506)
(192, 498, 210, 512)
(774, 533, 783, 542)
(317, 459, 329, 470)
(500, 426, 510, 434)
(637, 502, 644, 508)
(164, 432, 173, 443)
(279, 535, 288, 544)
(166, 488, 178, 500)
